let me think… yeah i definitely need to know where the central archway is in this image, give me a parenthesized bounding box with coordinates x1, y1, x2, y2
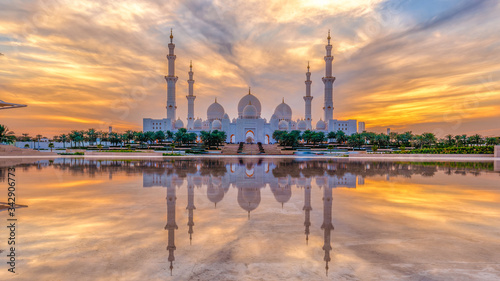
(245, 130, 255, 144)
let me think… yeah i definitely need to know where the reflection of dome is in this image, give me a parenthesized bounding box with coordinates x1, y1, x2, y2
(242, 102, 258, 119)
(223, 113, 230, 119)
(207, 179, 225, 207)
(237, 187, 261, 217)
(278, 120, 289, 130)
(194, 119, 202, 129)
(211, 119, 222, 130)
(175, 118, 184, 129)
(238, 90, 261, 117)
(271, 184, 291, 207)
(297, 120, 307, 131)
(316, 119, 326, 130)
(207, 99, 225, 120)
(274, 99, 292, 120)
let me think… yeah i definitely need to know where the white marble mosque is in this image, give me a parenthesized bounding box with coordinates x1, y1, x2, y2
(143, 30, 363, 143)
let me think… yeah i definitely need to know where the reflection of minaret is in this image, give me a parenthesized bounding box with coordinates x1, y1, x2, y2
(186, 177, 195, 245)
(321, 186, 334, 276)
(303, 185, 312, 244)
(304, 61, 313, 130)
(164, 185, 178, 275)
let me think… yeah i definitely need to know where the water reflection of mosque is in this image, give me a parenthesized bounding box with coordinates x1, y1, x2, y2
(144, 159, 365, 276)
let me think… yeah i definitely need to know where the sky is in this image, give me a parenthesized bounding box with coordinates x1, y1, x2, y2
(0, 0, 499, 138)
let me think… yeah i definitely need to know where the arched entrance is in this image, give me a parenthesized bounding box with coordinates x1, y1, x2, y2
(265, 134, 270, 144)
(245, 130, 255, 143)
(230, 134, 235, 143)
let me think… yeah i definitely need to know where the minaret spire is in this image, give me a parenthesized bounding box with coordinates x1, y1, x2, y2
(322, 30, 336, 125)
(321, 183, 334, 277)
(165, 181, 178, 276)
(165, 28, 178, 124)
(186, 177, 196, 245)
(186, 60, 196, 129)
(304, 61, 313, 129)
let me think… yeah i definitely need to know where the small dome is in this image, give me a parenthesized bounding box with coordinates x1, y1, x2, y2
(297, 120, 307, 131)
(316, 119, 326, 130)
(175, 118, 184, 129)
(238, 89, 261, 117)
(212, 119, 222, 130)
(223, 113, 230, 119)
(274, 99, 292, 121)
(270, 114, 278, 120)
(207, 99, 225, 120)
(242, 102, 258, 119)
(194, 119, 202, 129)
(278, 120, 289, 130)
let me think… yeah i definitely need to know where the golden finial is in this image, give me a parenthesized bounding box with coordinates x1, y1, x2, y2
(215, 97, 217, 103)
(249, 100, 252, 105)
(282, 97, 284, 103)
(190, 60, 192, 68)
(307, 61, 310, 71)
(327, 29, 331, 40)
(248, 87, 251, 95)
(170, 28, 173, 39)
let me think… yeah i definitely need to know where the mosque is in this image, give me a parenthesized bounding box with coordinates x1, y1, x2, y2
(143, 30, 363, 143)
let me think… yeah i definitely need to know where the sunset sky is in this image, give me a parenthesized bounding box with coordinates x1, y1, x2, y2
(1, 0, 499, 138)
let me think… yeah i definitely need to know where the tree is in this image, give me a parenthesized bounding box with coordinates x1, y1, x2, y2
(311, 132, 326, 146)
(144, 131, 156, 144)
(444, 134, 455, 147)
(272, 131, 287, 145)
(335, 130, 347, 144)
(0, 124, 16, 144)
(327, 131, 336, 143)
(396, 131, 413, 147)
(59, 134, 68, 148)
(85, 128, 98, 145)
(347, 133, 364, 148)
(48, 142, 54, 152)
(154, 131, 165, 143)
(486, 137, 499, 145)
(302, 130, 314, 144)
(165, 130, 174, 141)
(421, 132, 436, 147)
(469, 134, 482, 146)
(174, 128, 189, 145)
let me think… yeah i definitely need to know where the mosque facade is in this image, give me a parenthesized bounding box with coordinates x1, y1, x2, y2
(143, 30, 363, 143)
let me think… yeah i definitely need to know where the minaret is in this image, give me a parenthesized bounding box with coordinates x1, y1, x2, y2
(186, 61, 196, 129)
(165, 183, 178, 275)
(303, 184, 312, 244)
(322, 30, 336, 123)
(186, 176, 196, 244)
(321, 185, 334, 276)
(165, 29, 178, 122)
(304, 61, 313, 130)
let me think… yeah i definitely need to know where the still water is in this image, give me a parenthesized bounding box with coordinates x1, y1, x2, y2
(0, 158, 499, 280)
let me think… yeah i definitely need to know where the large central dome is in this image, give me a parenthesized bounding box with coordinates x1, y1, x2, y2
(238, 88, 261, 118)
(207, 98, 225, 121)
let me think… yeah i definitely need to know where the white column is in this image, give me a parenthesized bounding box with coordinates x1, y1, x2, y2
(165, 29, 178, 121)
(304, 62, 313, 130)
(186, 61, 196, 129)
(322, 30, 335, 123)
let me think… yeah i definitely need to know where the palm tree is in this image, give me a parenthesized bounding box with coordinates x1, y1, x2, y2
(445, 134, 454, 147)
(60, 134, 68, 148)
(336, 130, 347, 144)
(0, 124, 16, 144)
(48, 142, 54, 152)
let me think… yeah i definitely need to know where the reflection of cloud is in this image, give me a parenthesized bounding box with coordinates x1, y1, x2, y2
(0, 0, 499, 136)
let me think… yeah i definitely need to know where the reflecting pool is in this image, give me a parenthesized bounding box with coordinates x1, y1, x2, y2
(0, 158, 499, 280)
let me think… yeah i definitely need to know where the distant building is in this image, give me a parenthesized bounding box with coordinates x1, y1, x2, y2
(143, 30, 363, 143)
(358, 122, 365, 133)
